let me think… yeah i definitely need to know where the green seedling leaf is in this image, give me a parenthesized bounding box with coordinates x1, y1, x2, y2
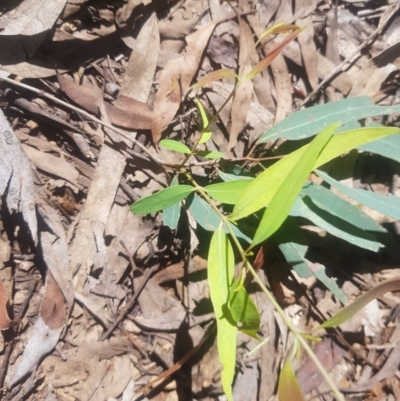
(258, 97, 400, 143)
(191, 69, 238, 89)
(317, 169, 400, 221)
(291, 197, 381, 252)
(242, 28, 302, 83)
(359, 133, 400, 162)
(274, 217, 347, 303)
(320, 277, 400, 329)
(205, 180, 251, 204)
(195, 150, 224, 159)
(218, 170, 253, 182)
(194, 98, 212, 143)
(232, 126, 400, 221)
(130, 185, 194, 214)
(277, 358, 306, 401)
(159, 139, 191, 154)
(162, 176, 181, 230)
(229, 279, 260, 339)
(208, 227, 237, 401)
(188, 194, 252, 243)
(252, 122, 338, 246)
(300, 182, 387, 234)
(255, 22, 300, 46)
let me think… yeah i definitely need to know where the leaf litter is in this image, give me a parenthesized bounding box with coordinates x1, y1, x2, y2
(0, 1, 400, 400)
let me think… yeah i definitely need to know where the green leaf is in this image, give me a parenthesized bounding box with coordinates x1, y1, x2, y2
(258, 97, 400, 143)
(290, 197, 381, 251)
(252, 122, 338, 246)
(159, 139, 191, 154)
(320, 277, 400, 329)
(277, 358, 306, 401)
(162, 176, 181, 230)
(218, 170, 253, 182)
(317, 169, 400, 221)
(232, 126, 400, 221)
(205, 180, 251, 204)
(130, 185, 194, 214)
(300, 182, 387, 234)
(188, 194, 252, 243)
(195, 150, 224, 159)
(359, 133, 400, 162)
(274, 218, 347, 303)
(229, 280, 260, 339)
(194, 98, 212, 143)
(208, 227, 237, 401)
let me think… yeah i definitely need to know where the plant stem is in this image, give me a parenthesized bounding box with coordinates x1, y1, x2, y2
(182, 170, 345, 401)
(179, 85, 237, 167)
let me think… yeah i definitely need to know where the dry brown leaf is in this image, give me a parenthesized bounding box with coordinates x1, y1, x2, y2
(11, 204, 74, 386)
(22, 144, 80, 188)
(207, 35, 238, 68)
(0, 32, 121, 79)
(270, 52, 292, 123)
(296, 14, 318, 91)
(69, 144, 126, 292)
(158, 0, 208, 39)
(296, 338, 345, 395)
(151, 21, 218, 144)
(228, 17, 254, 151)
(349, 41, 400, 97)
(120, 12, 160, 101)
(0, 0, 67, 63)
(0, 108, 38, 245)
(57, 72, 153, 130)
(0, 281, 12, 330)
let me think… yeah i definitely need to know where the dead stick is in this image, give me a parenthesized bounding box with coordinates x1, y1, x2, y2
(100, 264, 156, 341)
(298, 2, 400, 108)
(136, 323, 216, 395)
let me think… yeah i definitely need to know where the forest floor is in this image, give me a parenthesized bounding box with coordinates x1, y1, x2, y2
(1, 0, 400, 400)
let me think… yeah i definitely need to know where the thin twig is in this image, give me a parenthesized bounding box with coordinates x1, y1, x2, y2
(100, 264, 157, 341)
(298, 2, 400, 108)
(136, 323, 215, 395)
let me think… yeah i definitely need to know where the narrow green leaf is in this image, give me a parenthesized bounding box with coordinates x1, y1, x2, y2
(195, 150, 224, 159)
(290, 197, 381, 251)
(159, 139, 191, 154)
(301, 182, 387, 234)
(208, 227, 237, 401)
(130, 185, 194, 214)
(359, 133, 400, 162)
(229, 280, 260, 339)
(205, 180, 251, 204)
(274, 218, 347, 303)
(188, 194, 252, 243)
(218, 170, 253, 182)
(320, 277, 400, 329)
(194, 98, 212, 143)
(162, 176, 181, 230)
(317, 169, 400, 221)
(252, 123, 338, 246)
(232, 126, 400, 221)
(278, 359, 306, 401)
(258, 97, 400, 143)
